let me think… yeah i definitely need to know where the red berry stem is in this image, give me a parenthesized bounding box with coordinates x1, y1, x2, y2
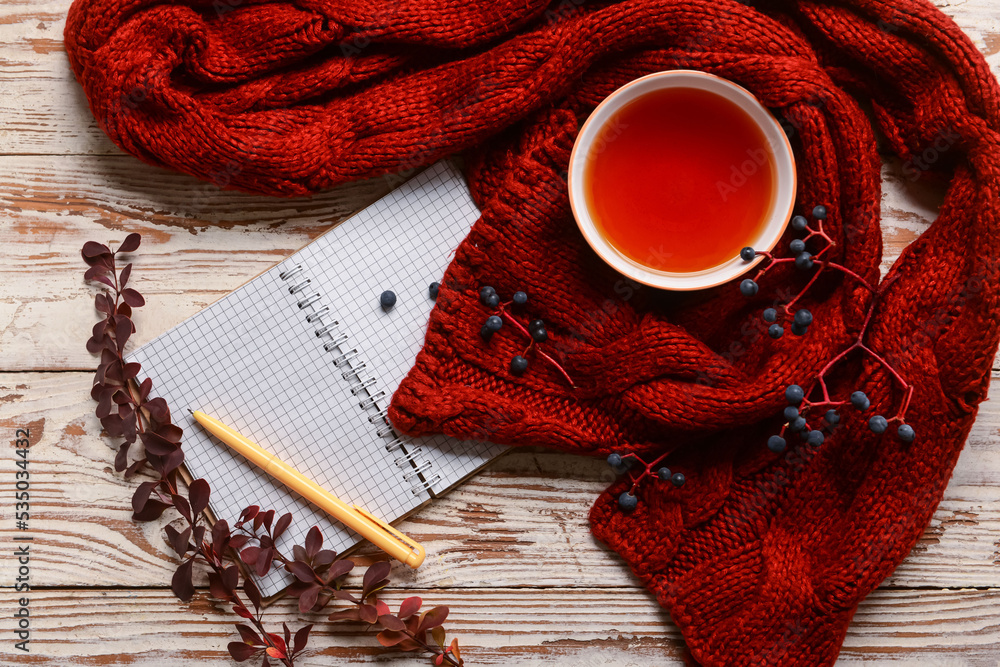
(496, 302, 576, 388)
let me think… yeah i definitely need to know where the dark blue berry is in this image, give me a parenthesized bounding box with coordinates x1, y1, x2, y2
(740, 279, 758, 297)
(531, 327, 548, 343)
(825, 409, 840, 425)
(480, 325, 494, 342)
(740, 246, 756, 261)
(618, 491, 638, 512)
(869, 415, 888, 434)
(767, 435, 787, 453)
(529, 319, 544, 332)
(791, 321, 808, 336)
(763, 308, 777, 323)
(428, 282, 440, 300)
(789, 238, 806, 254)
(850, 391, 870, 412)
(513, 291, 528, 306)
(785, 384, 804, 405)
(783, 406, 799, 421)
(789, 416, 807, 432)
(485, 293, 500, 308)
(768, 323, 784, 339)
(795, 252, 814, 270)
(510, 355, 528, 375)
(794, 309, 813, 327)
(485, 315, 503, 332)
(807, 430, 825, 446)
(379, 290, 396, 310)
(607, 453, 622, 468)
(658, 467, 672, 481)
(671, 472, 686, 487)
(479, 286, 496, 305)
(812, 205, 828, 220)
(791, 215, 808, 231)
(897, 424, 915, 443)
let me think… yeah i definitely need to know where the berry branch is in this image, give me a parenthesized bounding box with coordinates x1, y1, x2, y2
(83, 236, 464, 666)
(604, 204, 915, 513)
(476, 286, 575, 387)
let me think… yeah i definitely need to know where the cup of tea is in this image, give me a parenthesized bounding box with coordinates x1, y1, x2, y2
(567, 70, 796, 290)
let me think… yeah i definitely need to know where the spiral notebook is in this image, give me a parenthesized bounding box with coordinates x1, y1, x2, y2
(128, 161, 506, 595)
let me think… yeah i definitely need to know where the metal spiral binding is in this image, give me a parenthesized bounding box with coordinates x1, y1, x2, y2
(306, 306, 330, 323)
(394, 447, 423, 467)
(322, 333, 350, 351)
(297, 293, 322, 309)
(278, 261, 438, 498)
(359, 391, 385, 410)
(279, 265, 304, 281)
(409, 475, 441, 494)
(349, 377, 378, 395)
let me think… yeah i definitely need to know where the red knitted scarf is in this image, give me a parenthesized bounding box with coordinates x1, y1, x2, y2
(66, 0, 1000, 664)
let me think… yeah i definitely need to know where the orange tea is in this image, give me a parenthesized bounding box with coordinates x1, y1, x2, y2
(584, 86, 777, 273)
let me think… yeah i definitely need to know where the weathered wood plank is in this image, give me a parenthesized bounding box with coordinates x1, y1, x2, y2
(2, 372, 999, 590)
(1, 587, 998, 665)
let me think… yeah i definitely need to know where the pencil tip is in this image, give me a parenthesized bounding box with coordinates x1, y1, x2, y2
(187, 408, 194, 415)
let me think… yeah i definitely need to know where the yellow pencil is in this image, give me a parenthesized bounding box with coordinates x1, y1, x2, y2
(190, 409, 425, 568)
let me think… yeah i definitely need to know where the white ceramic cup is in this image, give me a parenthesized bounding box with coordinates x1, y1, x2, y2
(567, 70, 797, 291)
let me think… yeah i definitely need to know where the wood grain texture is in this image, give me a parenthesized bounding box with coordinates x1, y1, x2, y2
(2, 588, 999, 666)
(2, 372, 1000, 593)
(2, 0, 1000, 663)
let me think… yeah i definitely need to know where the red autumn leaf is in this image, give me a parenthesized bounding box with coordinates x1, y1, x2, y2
(144, 397, 169, 422)
(244, 575, 262, 610)
(211, 518, 229, 550)
(115, 317, 132, 354)
(239, 546, 260, 566)
(119, 262, 132, 288)
(419, 606, 449, 633)
(292, 624, 312, 655)
(95, 293, 113, 314)
(138, 377, 152, 400)
(84, 265, 108, 281)
(378, 613, 405, 631)
(118, 302, 132, 319)
(118, 233, 141, 253)
(298, 584, 320, 614)
(82, 241, 111, 258)
(140, 431, 177, 456)
(376, 630, 408, 647)
(235, 623, 262, 646)
(304, 525, 322, 558)
(255, 547, 273, 577)
(363, 561, 391, 597)
(208, 571, 229, 600)
(171, 493, 192, 522)
(450, 638, 461, 662)
(359, 604, 378, 624)
(132, 481, 158, 513)
(123, 456, 146, 479)
(132, 499, 170, 522)
(431, 625, 446, 647)
(398, 596, 422, 620)
(324, 559, 353, 584)
(229, 534, 249, 550)
(154, 422, 182, 443)
(222, 565, 239, 592)
(283, 622, 291, 649)
(286, 560, 316, 584)
(273, 512, 292, 541)
(261, 509, 275, 532)
(435, 653, 444, 666)
(232, 603, 254, 620)
(266, 633, 286, 655)
(327, 607, 361, 622)
(332, 589, 358, 604)
(171, 557, 195, 601)
(121, 288, 145, 307)
(375, 600, 390, 616)
(265, 647, 286, 660)
(188, 478, 210, 516)
(239, 505, 259, 524)
(313, 549, 337, 568)
(123, 362, 141, 380)
(227, 642, 258, 662)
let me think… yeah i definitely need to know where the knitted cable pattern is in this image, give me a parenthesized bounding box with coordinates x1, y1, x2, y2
(66, 0, 1000, 664)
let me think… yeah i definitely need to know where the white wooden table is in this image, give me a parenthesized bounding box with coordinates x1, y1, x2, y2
(1, 1, 1000, 664)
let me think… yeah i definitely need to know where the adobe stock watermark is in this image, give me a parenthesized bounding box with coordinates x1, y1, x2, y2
(716, 146, 771, 202)
(901, 125, 961, 181)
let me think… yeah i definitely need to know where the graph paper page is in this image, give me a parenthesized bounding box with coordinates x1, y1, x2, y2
(128, 161, 503, 594)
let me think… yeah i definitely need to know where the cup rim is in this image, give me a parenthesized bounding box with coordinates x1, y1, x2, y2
(567, 69, 797, 291)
